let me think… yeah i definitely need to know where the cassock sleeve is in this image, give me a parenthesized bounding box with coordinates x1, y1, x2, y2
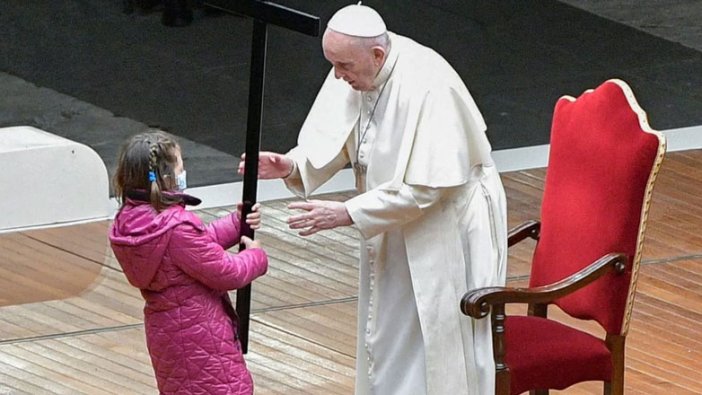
(345, 183, 442, 239)
(284, 141, 351, 198)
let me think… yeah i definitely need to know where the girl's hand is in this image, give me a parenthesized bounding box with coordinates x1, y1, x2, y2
(240, 235, 261, 249)
(237, 202, 262, 230)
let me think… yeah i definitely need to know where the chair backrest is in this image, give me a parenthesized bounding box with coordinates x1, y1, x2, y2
(530, 79, 665, 335)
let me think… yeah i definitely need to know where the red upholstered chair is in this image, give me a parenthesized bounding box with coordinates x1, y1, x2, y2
(462, 79, 666, 394)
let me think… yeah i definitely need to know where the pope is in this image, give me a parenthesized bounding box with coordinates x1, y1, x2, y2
(239, 3, 507, 394)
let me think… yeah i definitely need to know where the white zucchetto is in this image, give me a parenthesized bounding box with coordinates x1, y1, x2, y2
(327, 2, 387, 38)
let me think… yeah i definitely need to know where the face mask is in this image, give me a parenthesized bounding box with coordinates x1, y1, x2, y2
(175, 170, 187, 191)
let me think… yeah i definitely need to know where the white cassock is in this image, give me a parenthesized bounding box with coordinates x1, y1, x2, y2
(284, 32, 507, 395)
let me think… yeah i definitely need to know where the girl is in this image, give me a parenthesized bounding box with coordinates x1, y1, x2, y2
(109, 130, 267, 394)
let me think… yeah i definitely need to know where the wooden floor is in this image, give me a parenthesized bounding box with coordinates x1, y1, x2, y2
(1, 149, 702, 394)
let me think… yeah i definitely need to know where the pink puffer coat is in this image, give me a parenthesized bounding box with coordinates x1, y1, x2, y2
(109, 198, 268, 395)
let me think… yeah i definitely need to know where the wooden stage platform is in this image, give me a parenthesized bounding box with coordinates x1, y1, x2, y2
(1, 149, 701, 394)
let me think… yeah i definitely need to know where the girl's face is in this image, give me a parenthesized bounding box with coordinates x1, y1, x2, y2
(174, 147, 184, 176)
(171, 147, 187, 191)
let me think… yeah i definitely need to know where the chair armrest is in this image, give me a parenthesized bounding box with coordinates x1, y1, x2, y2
(461, 252, 627, 319)
(508, 220, 541, 247)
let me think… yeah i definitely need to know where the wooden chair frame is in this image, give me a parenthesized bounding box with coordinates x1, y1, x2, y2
(461, 80, 666, 395)
(461, 221, 628, 394)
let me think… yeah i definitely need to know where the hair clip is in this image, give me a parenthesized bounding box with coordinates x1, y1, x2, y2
(148, 171, 156, 182)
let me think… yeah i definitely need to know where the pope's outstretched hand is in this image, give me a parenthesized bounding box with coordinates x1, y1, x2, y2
(238, 151, 294, 179)
(288, 200, 353, 236)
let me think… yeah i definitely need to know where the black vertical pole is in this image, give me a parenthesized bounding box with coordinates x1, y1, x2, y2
(237, 18, 268, 354)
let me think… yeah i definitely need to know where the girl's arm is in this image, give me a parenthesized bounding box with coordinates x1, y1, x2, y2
(205, 212, 241, 250)
(171, 221, 268, 291)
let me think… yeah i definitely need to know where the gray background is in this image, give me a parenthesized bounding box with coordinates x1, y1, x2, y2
(1, 0, 701, 188)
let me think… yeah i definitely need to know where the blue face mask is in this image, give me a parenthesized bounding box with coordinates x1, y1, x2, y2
(175, 170, 187, 191)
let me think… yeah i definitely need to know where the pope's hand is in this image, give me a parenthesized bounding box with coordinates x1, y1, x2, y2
(238, 151, 294, 180)
(287, 200, 353, 236)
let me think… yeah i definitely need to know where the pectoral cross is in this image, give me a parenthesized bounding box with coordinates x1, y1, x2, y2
(204, 0, 320, 353)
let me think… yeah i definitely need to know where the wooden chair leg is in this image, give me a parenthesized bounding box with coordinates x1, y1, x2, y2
(496, 370, 510, 395)
(610, 364, 625, 394)
(530, 390, 548, 395)
(492, 305, 511, 395)
(605, 334, 626, 395)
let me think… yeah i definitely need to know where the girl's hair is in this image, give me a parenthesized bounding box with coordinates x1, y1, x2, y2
(114, 129, 183, 211)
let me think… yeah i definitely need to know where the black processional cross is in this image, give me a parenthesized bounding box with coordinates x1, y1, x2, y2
(204, 0, 320, 353)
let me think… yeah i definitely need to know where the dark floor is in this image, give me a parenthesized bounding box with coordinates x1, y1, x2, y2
(1, 0, 701, 187)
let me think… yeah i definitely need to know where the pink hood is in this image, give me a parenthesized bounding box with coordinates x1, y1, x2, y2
(109, 201, 188, 289)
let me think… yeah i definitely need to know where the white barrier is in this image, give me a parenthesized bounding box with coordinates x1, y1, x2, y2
(4, 124, 701, 225)
(0, 126, 111, 233)
(185, 125, 702, 211)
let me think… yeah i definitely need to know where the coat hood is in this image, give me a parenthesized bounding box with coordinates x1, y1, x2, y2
(109, 199, 196, 289)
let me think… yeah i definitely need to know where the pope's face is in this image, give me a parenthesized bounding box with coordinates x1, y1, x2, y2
(323, 30, 384, 91)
